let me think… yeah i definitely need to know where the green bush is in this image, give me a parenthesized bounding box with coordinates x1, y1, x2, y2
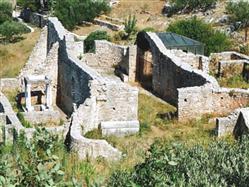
(17, 112, 32, 128)
(167, 0, 217, 16)
(54, 0, 111, 30)
(167, 17, 231, 55)
(0, 20, 30, 42)
(226, 1, 249, 42)
(84, 30, 110, 53)
(108, 136, 249, 186)
(0, 0, 12, 24)
(17, 0, 41, 11)
(124, 15, 137, 37)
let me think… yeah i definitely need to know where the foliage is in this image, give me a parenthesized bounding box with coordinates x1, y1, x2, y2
(226, 0, 249, 41)
(167, 17, 231, 55)
(84, 128, 102, 139)
(17, 0, 41, 11)
(226, 0, 249, 28)
(54, 0, 111, 30)
(0, 0, 12, 24)
(218, 74, 249, 89)
(17, 112, 32, 128)
(167, 0, 217, 17)
(108, 136, 249, 186)
(0, 21, 30, 42)
(84, 30, 110, 53)
(124, 15, 137, 37)
(0, 128, 68, 186)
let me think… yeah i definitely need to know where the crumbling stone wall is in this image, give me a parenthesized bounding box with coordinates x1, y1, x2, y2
(140, 32, 217, 106)
(47, 17, 139, 159)
(19, 27, 48, 79)
(178, 86, 249, 120)
(93, 40, 128, 70)
(170, 49, 209, 73)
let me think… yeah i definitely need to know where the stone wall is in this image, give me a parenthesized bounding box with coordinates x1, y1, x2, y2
(47, 17, 139, 159)
(141, 32, 218, 106)
(19, 27, 48, 79)
(94, 40, 128, 70)
(178, 86, 249, 120)
(20, 9, 47, 28)
(170, 49, 209, 73)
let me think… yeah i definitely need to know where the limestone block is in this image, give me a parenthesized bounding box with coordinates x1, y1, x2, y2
(101, 120, 139, 137)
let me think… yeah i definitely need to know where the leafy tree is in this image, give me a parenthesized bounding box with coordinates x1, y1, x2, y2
(54, 0, 111, 30)
(124, 15, 137, 37)
(167, 17, 231, 55)
(84, 30, 110, 53)
(226, 0, 249, 42)
(0, 20, 30, 42)
(0, 0, 12, 24)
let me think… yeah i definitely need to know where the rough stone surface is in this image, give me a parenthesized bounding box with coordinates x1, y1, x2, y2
(234, 109, 249, 139)
(101, 120, 139, 137)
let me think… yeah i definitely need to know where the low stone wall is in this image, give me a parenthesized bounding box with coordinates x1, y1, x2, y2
(93, 40, 128, 69)
(22, 110, 61, 125)
(94, 18, 124, 31)
(218, 60, 247, 77)
(101, 120, 139, 137)
(170, 49, 209, 73)
(216, 107, 249, 137)
(178, 86, 249, 121)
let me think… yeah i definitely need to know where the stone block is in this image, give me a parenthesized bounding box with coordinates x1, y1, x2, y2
(101, 120, 139, 137)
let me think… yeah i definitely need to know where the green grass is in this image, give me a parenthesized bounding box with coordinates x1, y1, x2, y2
(218, 74, 249, 89)
(0, 28, 40, 78)
(0, 92, 219, 185)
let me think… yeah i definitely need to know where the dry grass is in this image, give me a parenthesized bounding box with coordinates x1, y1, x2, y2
(0, 28, 41, 78)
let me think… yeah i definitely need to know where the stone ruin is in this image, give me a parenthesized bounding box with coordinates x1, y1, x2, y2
(2, 15, 249, 160)
(0, 17, 139, 160)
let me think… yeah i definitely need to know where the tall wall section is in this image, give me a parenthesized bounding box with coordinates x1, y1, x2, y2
(142, 32, 218, 106)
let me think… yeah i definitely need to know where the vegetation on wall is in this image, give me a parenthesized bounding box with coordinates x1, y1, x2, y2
(167, 17, 231, 55)
(53, 0, 111, 30)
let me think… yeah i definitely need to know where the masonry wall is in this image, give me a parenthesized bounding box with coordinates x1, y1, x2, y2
(57, 42, 92, 115)
(142, 33, 214, 106)
(178, 86, 249, 120)
(94, 40, 129, 72)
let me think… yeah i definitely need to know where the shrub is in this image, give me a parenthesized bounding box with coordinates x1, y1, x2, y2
(17, 112, 32, 128)
(108, 136, 249, 186)
(167, 0, 217, 16)
(124, 15, 137, 37)
(0, 21, 30, 42)
(84, 30, 110, 53)
(167, 17, 231, 55)
(226, 1, 249, 42)
(17, 0, 41, 11)
(54, 0, 111, 30)
(0, 0, 12, 24)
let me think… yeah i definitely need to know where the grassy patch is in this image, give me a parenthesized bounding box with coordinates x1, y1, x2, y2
(218, 74, 249, 89)
(0, 28, 40, 78)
